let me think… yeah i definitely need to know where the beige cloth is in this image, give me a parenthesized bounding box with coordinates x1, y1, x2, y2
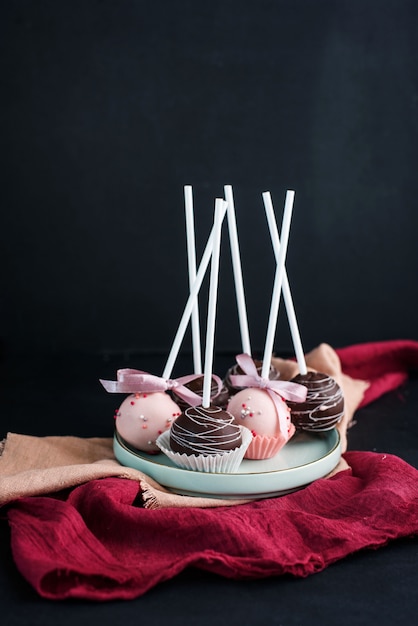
(0, 344, 369, 509)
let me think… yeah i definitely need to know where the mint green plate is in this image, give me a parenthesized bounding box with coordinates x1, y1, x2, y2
(113, 428, 341, 499)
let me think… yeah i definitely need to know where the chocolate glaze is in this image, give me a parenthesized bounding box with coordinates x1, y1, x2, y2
(169, 404, 242, 456)
(224, 359, 280, 396)
(286, 371, 344, 432)
(173, 375, 229, 411)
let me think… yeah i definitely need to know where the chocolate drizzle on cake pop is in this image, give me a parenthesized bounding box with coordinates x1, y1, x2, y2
(287, 371, 344, 432)
(169, 405, 242, 456)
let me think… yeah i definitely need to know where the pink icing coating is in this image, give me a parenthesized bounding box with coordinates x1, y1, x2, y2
(115, 391, 181, 453)
(227, 387, 292, 437)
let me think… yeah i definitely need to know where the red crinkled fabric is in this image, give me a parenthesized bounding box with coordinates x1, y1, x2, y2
(336, 339, 418, 406)
(7, 451, 418, 600)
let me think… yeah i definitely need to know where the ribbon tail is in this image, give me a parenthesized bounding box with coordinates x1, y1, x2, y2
(269, 381, 307, 403)
(100, 372, 169, 394)
(211, 374, 223, 395)
(172, 387, 202, 407)
(229, 374, 255, 388)
(172, 374, 225, 407)
(235, 353, 259, 377)
(266, 389, 289, 435)
(100, 379, 127, 393)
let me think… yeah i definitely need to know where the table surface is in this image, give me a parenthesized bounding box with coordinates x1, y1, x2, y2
(1, 352, 418, 626)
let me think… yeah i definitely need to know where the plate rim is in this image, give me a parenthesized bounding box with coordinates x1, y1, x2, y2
(113, 428, 341, 499)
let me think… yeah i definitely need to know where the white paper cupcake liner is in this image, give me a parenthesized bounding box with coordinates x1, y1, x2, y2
(245, 423, 296, 460)
(156, 426, 252, 473)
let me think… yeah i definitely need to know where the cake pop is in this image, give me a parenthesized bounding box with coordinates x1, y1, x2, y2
(171, 374, 226, 411)
(157, 199, 252, 472)
(226, 353, 306, 459)
(259, 192, 343, 437)
(227, 387, 295, 459)
(100, 368, 204, 453)
(169, 404, 243, 456)
(286, 371, 344, 432)
(115, 391, 181, 453)
(223, 357, 280, 401)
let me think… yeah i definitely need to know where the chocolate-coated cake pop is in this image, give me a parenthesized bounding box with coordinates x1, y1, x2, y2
(169, 404, 242, 456)
(173, 375, 229, 411)
(286, 371, 344, 432)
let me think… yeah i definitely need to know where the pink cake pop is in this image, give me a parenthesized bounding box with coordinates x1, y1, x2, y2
(227, 387, 294, 459)
(100, 369, 204, 454)
(226, 353, 306, 459)
(115, 391, 181, 453)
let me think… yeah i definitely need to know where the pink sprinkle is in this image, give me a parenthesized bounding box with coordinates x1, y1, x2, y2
(130, 401, 135, 406)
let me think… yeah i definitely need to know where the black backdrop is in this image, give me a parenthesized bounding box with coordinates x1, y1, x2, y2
(1, 0, 418, 369)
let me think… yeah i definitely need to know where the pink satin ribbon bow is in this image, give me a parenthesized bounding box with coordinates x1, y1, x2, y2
(100, 369, 223, 408)
(229, 353, 308, 434)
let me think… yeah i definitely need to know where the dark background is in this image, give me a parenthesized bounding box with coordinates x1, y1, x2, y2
(1, 4, 418, 622)
(1, 0, 418, 366)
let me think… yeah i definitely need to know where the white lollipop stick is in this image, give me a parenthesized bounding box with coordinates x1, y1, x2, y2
(262, 191, 307, 376)
(184, 185, 202, 374)
(224, 185, 251, 356)
(162, 200, 228, 381)
(261, 190, 295, 380)
(202, 199, 227, 408)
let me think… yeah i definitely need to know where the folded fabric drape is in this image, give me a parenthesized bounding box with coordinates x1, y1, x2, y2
(6, 452, 418, 601)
